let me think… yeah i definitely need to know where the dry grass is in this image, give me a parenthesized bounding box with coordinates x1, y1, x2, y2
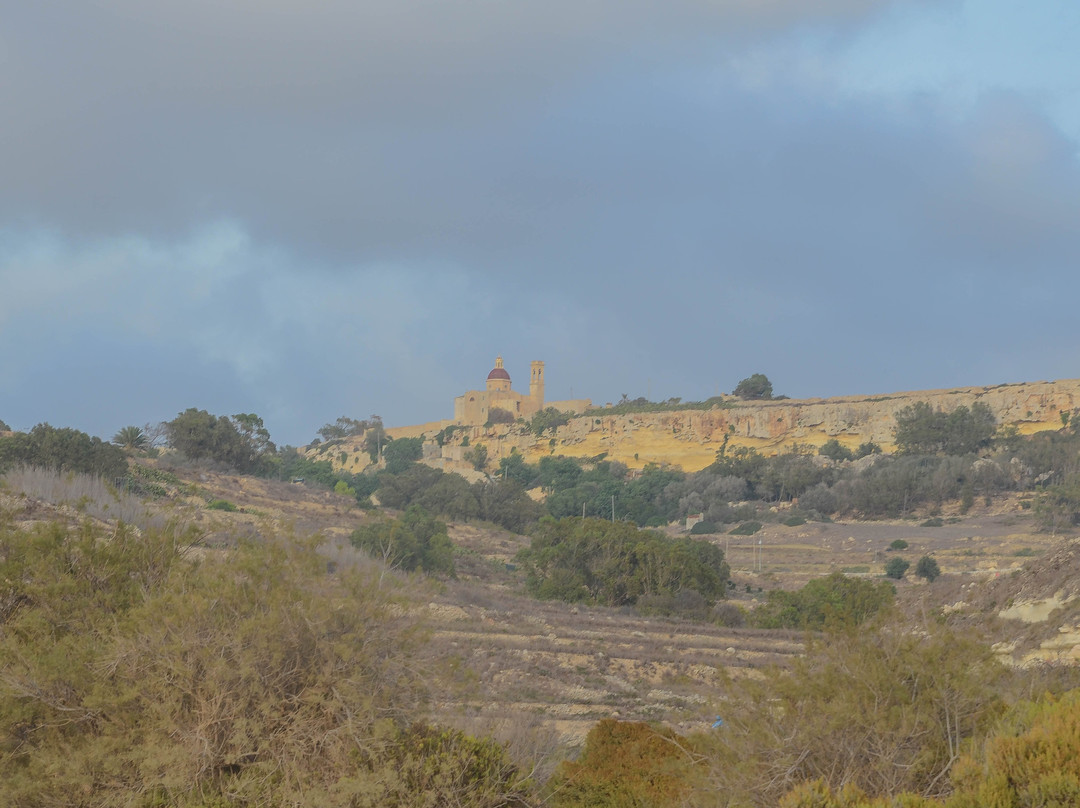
(0, 466, 161, 529)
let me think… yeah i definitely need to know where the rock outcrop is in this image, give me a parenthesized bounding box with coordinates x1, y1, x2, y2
(401, 378, 1080, 473)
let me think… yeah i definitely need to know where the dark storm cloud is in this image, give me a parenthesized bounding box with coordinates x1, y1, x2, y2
(0, 0, 894, 247)
(2, 0, 1079, 445)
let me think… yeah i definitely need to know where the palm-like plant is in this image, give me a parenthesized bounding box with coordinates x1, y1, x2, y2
(113, 425, 148, 452)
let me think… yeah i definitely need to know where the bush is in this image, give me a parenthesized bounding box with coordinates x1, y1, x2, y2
(529, 407, 571, 436)
(751, 572, 895, 630)
(914, 555, 941, 582)
(729, 521, 762, 535)
(517, 517, 729, 607)
(350, 505, 455, 576)
(701, 624, 1005, 806)
(889, 539, 909, 551)
(485, 407, 516, 426)
(0, 521, 497, 806)
(206, 498, 238, 512)
(548, 719, 696, 808)
(819, 439, 853, 462)
(712, 601, 746, 628)
(884, 557, 910, 579)
(690, 520, 720, 534)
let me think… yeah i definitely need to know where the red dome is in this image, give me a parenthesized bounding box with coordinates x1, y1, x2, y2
(487, 367, 511, 381)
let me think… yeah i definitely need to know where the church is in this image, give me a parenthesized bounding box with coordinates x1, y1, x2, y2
(454, 356, 546, 425)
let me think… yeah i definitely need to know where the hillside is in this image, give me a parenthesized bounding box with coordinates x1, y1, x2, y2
(4, 458, 1079, 749)
(350, 378, 1080, 475)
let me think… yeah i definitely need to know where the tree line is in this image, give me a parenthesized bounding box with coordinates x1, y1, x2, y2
(5, 397, 1080, 535)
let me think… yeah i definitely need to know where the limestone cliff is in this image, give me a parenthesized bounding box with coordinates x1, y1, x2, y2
(397, 378, 1080, 474)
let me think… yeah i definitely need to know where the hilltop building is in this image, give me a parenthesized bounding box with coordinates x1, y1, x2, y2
(453, 356, 592, 425)
(454, 356, 545, 424)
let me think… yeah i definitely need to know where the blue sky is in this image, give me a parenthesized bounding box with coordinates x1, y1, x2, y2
(2, 0, 1078, 446)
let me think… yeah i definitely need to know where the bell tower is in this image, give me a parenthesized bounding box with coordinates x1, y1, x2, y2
(530, 361, 545, 409)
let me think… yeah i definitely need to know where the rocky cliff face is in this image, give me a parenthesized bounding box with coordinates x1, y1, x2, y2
(420, 378, 1080, 473)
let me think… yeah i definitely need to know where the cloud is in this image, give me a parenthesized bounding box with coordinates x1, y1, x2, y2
(2, 2, 1080, 446)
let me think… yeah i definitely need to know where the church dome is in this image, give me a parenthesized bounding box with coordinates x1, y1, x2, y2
(487, 356, 511, 382)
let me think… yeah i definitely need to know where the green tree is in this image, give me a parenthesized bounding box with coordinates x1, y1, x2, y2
(529, 407, 571, 436)
(884, 557, 910, 579)
(166, 408, 250, 469)
(894, 402, 996, 456)
(734, 373, 773, 400)
(914, 555, 941, 582)
(316, 415, 368, 442)
(517, 517, 729, 607)
(383, 435, 423, 474)
(474, 479, 541, 533)
(0, 423, 127, 478)
(1033, 472, 1080, 534)
(498, 452, 539, 487)
(362, 414, 388, 461)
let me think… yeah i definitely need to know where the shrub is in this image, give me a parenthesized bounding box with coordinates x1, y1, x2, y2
(819, 439, 853, 462)
(702, 624, 1005, 806)
(549, 719, 696, 808)
(729, 521, 762, 535)
(333, 479, 356, 498)
(485, 407, 516, 426)
(206, 498, 238, 512)
(529, 407, 571, 436)
(889, 539, 909, 551)
(914, 555, 941, 582)
(713, 601, 746, 628)
(690, 520, 720, 534)
(517, 517, 729, 607)
(884, 557, 910, 579)
(0, 521, 494, 806)
(751, 572, 895, 630)
(350, 505, 455, 576)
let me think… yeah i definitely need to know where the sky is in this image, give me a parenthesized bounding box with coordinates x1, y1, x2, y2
(2, 0, 1079, 447)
